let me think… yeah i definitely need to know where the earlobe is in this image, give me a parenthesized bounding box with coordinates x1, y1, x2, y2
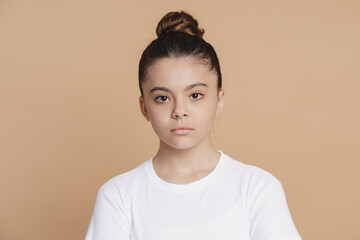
(216, 89, 225, 116)
(139, 96, 150, 121)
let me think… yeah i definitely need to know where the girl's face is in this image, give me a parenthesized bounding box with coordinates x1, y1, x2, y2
(139, 57, 225, 151)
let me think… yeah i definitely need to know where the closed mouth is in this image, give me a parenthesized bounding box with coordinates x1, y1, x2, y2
(170, 127, 193, 135)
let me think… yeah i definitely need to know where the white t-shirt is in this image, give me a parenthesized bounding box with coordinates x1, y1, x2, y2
(85, 150, 301, 240)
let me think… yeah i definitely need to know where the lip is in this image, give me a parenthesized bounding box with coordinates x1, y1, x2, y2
(171, 126, 194, 135)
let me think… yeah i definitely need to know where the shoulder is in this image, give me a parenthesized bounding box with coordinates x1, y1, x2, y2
(221, 152, 285, 204)
(98, 159, 149, 196)
(222, 152, 287, 210)
(223, 152, 281, 186)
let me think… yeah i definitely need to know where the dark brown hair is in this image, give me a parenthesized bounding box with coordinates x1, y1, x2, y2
(138, 11, 222, 96)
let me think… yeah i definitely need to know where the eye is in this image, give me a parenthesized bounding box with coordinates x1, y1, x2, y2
(190, 93, 204, 100)
(155, 96, 169, 103)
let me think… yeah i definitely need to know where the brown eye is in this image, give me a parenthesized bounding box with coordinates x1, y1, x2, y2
(190, 93, 204, 100)
(155, 96, 169, 103)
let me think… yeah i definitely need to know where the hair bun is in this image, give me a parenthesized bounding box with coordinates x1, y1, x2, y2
(156, 11, 205, 38)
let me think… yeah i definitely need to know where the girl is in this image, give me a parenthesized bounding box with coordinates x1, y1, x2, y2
(85, 11, 301, 240)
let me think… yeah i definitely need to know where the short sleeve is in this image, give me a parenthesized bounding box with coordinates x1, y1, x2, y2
(85, 187, 132, 240)
(248, 176, 301, 240)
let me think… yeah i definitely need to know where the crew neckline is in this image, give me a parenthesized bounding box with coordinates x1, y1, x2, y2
(145, 150, 228, 193)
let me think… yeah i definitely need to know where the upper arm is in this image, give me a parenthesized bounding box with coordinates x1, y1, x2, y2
(248, 176, 301, 240)
(85, 188, 132, 240)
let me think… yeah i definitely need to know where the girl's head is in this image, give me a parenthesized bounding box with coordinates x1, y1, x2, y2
(138, 11, 225, 150)
(138, 11, 222, 96)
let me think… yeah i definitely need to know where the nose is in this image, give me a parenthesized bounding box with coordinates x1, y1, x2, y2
(171, 99, 189, 119)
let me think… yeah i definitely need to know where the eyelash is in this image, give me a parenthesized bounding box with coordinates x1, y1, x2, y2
(155, 93, 204, 103)
(155, 96, 169, 103)
(190, 93, 204, 100)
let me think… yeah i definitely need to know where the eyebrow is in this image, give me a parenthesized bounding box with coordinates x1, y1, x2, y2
(185, 82, 208, 90)
(149, 82, 208, 94)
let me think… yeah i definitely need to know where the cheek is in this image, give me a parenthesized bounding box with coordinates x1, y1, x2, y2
(147, 106, 170, 131)
(149, 118, 168, 139)
(191, 98, 218, 122)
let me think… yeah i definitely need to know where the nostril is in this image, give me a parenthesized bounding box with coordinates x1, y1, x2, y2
(172, 112, 188, 119)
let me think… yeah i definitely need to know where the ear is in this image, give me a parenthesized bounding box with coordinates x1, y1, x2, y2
(215, 89, 225, 116)
(139, 96, 150, 121)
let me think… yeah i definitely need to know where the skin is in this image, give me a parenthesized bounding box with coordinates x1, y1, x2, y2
(139, 56, 225, 184)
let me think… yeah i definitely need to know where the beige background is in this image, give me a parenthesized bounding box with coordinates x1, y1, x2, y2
(1, 0, 359, 239)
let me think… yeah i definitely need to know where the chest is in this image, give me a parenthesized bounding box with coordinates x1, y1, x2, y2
(128, 185, 251, 240)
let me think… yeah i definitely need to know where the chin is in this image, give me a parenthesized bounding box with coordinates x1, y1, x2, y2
(160, 137, 203, 151)
(164, 142, 194, 150)
(157, 131, 210, 151)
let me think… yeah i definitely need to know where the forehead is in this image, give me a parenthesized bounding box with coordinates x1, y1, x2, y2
(144, 57, 217, 89)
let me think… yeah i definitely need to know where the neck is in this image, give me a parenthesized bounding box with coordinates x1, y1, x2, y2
(153, 138, 220, 174)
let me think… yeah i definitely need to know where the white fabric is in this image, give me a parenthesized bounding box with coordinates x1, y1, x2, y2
(85, 150, 301, 240)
